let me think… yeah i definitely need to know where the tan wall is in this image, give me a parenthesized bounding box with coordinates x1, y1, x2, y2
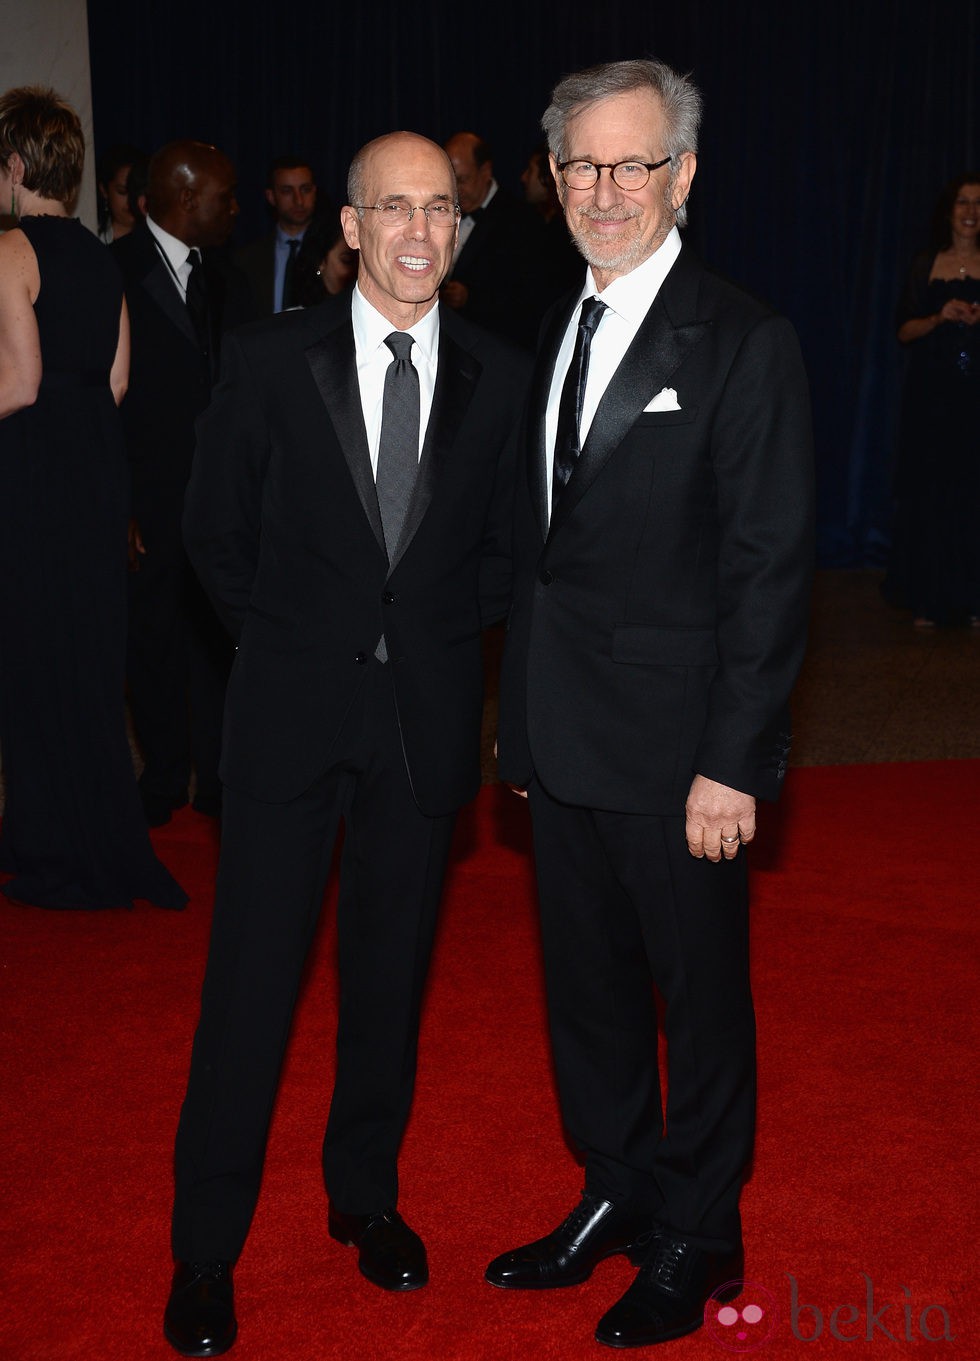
(0, 0, 97, 232)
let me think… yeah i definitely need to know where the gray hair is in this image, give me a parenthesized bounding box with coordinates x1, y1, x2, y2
(541, 59, 702, 227)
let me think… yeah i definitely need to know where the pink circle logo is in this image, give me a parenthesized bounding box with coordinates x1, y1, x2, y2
(703, 1280, 779, 1352)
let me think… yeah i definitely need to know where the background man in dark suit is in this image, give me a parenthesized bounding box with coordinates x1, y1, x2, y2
(235, 156, 318, 316)
(489, 59, 814, 1348)
(441, 130, 548, 349)
(114, 141, 254, 826)
(164, 131, 527, 1357)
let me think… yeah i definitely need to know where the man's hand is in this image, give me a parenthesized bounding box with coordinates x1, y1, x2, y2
(127, 518, 146, 572)
(685, 774, 756, 861)
(498, 734, 528, 794)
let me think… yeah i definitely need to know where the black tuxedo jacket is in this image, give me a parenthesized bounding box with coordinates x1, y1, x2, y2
(234, 230, 276, 318)
(183, 295, 528, 814)
(113, 225, 254, 562)
(497, 246, 815, 814)
(450, 189, 549, 349)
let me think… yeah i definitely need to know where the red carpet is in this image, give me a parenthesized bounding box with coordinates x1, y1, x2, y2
(1, 760, 977, 1359)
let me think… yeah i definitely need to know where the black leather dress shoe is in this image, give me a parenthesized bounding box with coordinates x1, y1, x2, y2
(485, 1193, 653, 1289)
(191, 791, 222, 819)
(595, 1228, 743, 1347)
(141, 790, 188, 828)
(163, 1261, 236, 1357)
(328, 1206, 428, 1291)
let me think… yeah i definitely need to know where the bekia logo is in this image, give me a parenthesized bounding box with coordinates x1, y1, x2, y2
(704, 1280, 778, 1352)
(703, 1275, 955, 1350)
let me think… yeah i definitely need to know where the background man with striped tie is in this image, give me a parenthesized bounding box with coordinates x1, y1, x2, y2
(164, 130, 527, 1356)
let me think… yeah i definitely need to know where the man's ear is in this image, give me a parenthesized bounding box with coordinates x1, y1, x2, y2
(671, 152, 697, 213)
(340, 205, 360, 251)
(548, 153, 566, 205)
(264, 187, 276, 210)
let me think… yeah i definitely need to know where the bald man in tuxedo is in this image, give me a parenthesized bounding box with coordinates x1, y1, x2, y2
(163, 130, 527, 1357)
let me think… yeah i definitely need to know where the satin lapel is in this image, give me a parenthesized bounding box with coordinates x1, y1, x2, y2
(305, 319, 386, 554)
(548, 262, 710, 540)
(202, 254, 227, 383)
(140, 252, 197, 349)
(532, 295, 579, 540)
(387, 326, 481, 574)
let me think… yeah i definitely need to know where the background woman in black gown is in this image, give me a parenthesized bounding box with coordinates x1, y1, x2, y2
(884, 174, 980, 626)
(0, 86, 186, 910)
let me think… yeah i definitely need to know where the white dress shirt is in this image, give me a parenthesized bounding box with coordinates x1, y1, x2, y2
(146, 215, 198, 300)
(351, 285, 440, 477)
(545, 226, 683, 516)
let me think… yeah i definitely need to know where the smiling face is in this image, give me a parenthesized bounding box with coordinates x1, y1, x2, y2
(341, 134, 458, 328)
(950, 181, 980, 244)
(555, 87, 696, 290)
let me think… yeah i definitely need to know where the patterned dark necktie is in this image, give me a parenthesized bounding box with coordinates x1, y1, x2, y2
(552, 296, 607, 511)
(376, 332, 420, 562)
(281, 237, 301, 310)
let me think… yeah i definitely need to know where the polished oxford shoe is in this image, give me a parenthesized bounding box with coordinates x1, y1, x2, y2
(163, 1260, 236, 1357)
(328, 1206, 428, 1291)
(595, 1228, 743, 1347)
(485, 1193, 653, 1289)
(141, 789, 188, 828)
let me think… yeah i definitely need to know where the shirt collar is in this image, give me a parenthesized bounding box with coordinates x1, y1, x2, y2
(146, 215, 196, 272)
(275, 225, 306, 249)
(351, 284, 440, 365)
(579, 225, 682, 324)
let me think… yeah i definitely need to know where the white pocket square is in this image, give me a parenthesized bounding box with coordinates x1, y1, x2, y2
(643, 387, 681, 412)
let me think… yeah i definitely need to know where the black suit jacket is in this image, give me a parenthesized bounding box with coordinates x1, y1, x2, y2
(450, 189, 549, 349)
(113, 225, 254, 562)
(498, 246, 815, 813)
(183, 295, 528, 814)
(234, 230, 276, 318)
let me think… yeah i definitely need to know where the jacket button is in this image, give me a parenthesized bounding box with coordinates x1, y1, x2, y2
(382, 590, 397, 604)
(539, 569, 554, 585)
(354, 651, 368, 665)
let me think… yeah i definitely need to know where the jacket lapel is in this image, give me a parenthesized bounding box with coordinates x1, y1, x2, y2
(548, 249, 711, 540)
(387, 322, 481, 573)
(305, 316, 386, 555)
(139, 240, 198, 349)
(201, 254, 227, 383)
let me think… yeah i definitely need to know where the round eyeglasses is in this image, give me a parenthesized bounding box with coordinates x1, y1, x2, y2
(557, 157, 672, 191)
(354, 198, 460, 227)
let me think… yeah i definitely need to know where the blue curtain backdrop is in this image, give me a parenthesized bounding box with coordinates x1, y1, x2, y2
(86, 0, 978, 566)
